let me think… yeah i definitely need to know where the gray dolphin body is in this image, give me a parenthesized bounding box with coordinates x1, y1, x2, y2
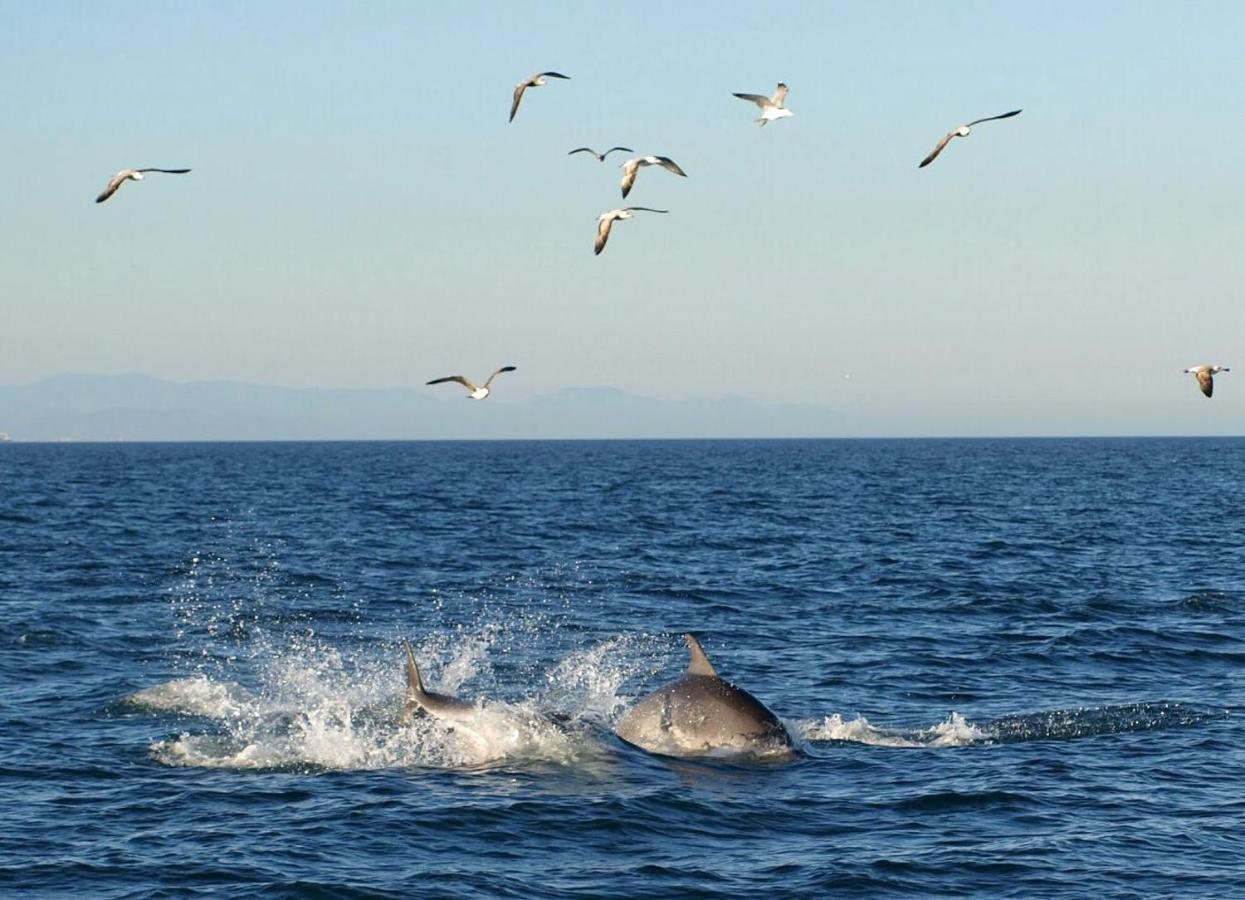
(400, 639, 478, 724)
(615, 634, 795, 758)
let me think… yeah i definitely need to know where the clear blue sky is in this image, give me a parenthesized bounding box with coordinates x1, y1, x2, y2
(2, 1, 1242, 435)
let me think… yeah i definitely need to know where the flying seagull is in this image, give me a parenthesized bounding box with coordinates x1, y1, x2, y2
(595, 207, 668, 256)
(426, 366, 517, 400)
(95, 168, 191, 204)
(732, 83, 793, 126)
(619, 156, 687, 199)
(568, 146, 633, 162)
(918, 110, 1022, 168)
(1184, 364, 1230, 398)
(509, 71, 570, 123)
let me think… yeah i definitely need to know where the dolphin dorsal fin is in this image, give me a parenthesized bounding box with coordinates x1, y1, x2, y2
(404, 639, 426, 698)
(685, 634, 718, 677)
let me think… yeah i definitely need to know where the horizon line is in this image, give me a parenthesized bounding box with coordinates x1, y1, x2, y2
(2, 434, 1241, 446)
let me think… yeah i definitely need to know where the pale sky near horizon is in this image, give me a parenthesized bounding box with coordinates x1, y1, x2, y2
(2, 2, 1242, 435)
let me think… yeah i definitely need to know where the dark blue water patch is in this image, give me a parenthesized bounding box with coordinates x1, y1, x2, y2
(892, 788, 1041, 812)
(1, 439, 1244, 897)
(983, 702, 1229, 743)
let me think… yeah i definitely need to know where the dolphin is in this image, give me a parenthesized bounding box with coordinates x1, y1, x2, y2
(615, 634, 795, 758)
(400, 639, 477, 724)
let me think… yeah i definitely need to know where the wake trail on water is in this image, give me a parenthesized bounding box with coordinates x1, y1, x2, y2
(799, 701, 1227, 748)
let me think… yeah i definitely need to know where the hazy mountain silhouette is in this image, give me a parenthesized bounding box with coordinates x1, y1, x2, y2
(0, 374, 862, 441)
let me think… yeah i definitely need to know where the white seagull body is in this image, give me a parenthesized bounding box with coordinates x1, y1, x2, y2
(509, 71, 570, 123)
(619, 156, 687, 199)
(426, 366, 517, 400)
(568, 146, 633, 162)
(918, 110, 1022, 168)
(95, 167, 192, 204)
(595, 207, 668, 256)
(732, 83, 793, 126)
(1184, 364, 1230, 398)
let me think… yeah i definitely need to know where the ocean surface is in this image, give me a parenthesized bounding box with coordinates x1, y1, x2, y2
(1, 438, 1243, 898)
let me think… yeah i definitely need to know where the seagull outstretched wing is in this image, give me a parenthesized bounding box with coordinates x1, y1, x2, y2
(732, 92, 773, 109)
(967, 109, 1022, 127)
(483, 366, 517, 388)
(919, 133, 956, 168)
(426, 375, 479, 392)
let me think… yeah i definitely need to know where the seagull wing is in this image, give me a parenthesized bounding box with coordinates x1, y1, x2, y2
(967, 109, 1022, 127)
(537, 71, 570, 80)
(1196, 368, 1214, 397)
(136, 168, 192, 174)
(653, 156, 687, 177)
(426, 375, 478, 392)
(602, 146, 633, 159)
(771, 83, 789, 108)
(918, 132, 956, 168)
(620, 162, 638, 199)
(95, 172, 130, 204)
(483, 366, 518, 388)
(568, 147, 597, 157)
(622, 207, 668, 214)
(509, 83, 528, 122)
(733, 92, 773, 110)
(595, 215, 616, 255)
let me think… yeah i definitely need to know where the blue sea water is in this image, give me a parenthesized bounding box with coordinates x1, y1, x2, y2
(1, 438, 1243, 898)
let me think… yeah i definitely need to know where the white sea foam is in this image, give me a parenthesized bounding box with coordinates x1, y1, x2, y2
(800, 711, 989, 748)
(126, 675, 254, 720)
(146, 635, 621, 772)
(150, 694, 603, 771)
(925, 711, 991, 746)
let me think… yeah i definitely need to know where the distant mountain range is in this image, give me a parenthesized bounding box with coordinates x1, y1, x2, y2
(0, 374, 866, 441)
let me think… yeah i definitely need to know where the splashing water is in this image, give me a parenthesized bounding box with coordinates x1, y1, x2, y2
(802, 711, 988, 748)
(539, 633, 669, 724)
(125, 675, 255, 720)
(139, 633, 628, 772)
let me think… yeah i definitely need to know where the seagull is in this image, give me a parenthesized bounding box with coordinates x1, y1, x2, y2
(918, 110, 1022, 168)
(568, 146, 633, 162)
(426, 366, 517, 400)
(1184, 364, 1230, 398)
(509, 71, 570, 123)
(732, 83, 793, 126)
(619, 156, 687, 199)
(595, 207, 668, 256)
(95, 168, 191, 204)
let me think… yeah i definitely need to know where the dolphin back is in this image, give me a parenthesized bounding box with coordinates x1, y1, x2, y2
(617, 631, 794, 759)
(616, 674, 792, 757)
